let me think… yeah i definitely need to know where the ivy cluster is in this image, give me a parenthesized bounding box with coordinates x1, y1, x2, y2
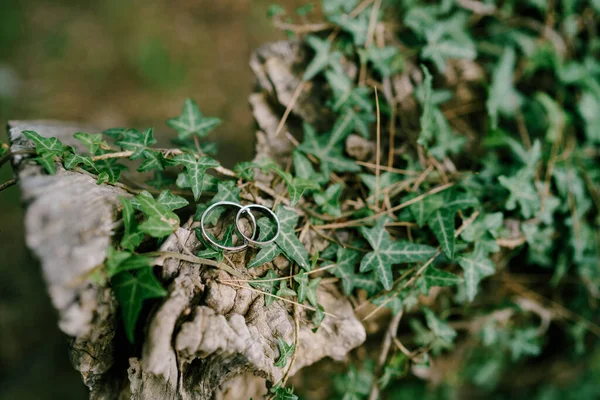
(1, 0, 599, 398)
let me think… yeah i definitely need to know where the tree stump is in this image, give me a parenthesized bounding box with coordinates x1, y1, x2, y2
(7, 41, 366, 399)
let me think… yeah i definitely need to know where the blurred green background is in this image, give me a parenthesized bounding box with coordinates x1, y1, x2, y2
(0, 0, 303, 398)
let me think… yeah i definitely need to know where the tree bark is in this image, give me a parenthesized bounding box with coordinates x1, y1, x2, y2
(7, 41, 366, 399)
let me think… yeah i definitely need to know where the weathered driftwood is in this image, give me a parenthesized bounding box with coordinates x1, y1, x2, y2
(8, 41, 366, 399)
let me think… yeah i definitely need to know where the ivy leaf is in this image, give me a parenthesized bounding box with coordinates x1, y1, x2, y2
(276, 280, 297, 298)
(248, 243, 282, 269)
(157, 189, 189, 211)
(313, 183, 343, 217)
(312, 304, 326, 331)
(137, 149, 166, 172)
(322, 0, 358, 15)
(417, 65, 435, 148)
(293, 151, 324, 183)
(461, 212, 503, 255)
(73, 132, 104, 154)
(332, 247, 379, 296)
(274, 336, 295, 368)
(423, 308, 457, 345)
(325, 64, 373, 113)
(421, 267, 462, 293)
(105, 247, 152, 277)
(359, 217, 438, 290)
(421, 38, 477, 72)
(63, 153, 96, 171)
(297, 113, 359, 175)
(457, 251, 495, 301)
(305, 277, 321, 307)
(536, 92, 566, 143)
(22, 130, 63, 155)
(166, 98, 221, 139)
(173, 154, 220, 200)
(260, 157, 318, 206)
(115, 128, 157, 159)
(233, 161, 256, 181)
(427, 208, 455, 259)
(275, 206, 311, 270)
(487, 47, 522, 130)
(249, 270, 279, 306)
(293, 273, 309, 303)
(111, 268, 167, 343)
(303, 35, 336, 81)
(36, 152, 57, 175)
(408, 192, 445, 227)
(270, 383, 298, 400)
(359, 46, 403, 77)
(360, 172, 401, 205)
(328, 11, 370, 46)
(119, 196, 145, 251)
(498, 171, 540, 219)
(134, 191, 180, 238)
(509, 328, 542, 361)
(94, 156, 128, 184)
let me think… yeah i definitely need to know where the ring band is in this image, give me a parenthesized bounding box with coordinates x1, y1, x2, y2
(200, 201, 257, 252)
(235, 204, 280, 247)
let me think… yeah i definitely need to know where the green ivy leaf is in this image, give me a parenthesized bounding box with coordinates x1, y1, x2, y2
(427, 208, 455, 259)
(328, 11, 370, 46)
(314, 183, 343, 217)
(274, 336, 295, 368)
(421, 267, 462, 292)
(322, 0, 358, 15)
(111, 268, 167, 343)
(417, 65, 435, 148)
(157, 189, 189, 211)
(408, 192, 445, 227)
(457, 251, 495, 301)
(173, 154, 220, 200)
(73, 132, 104, 154)
(22, 130, 63, 155)
(487, 47, 522, 130)
(360, 172, 401, 205)
(233, 161, 256, 181)
(509, 328, 542, 361)
(297, 113, 359, 175)
(119, 196, 145, 251)
(137, 149, 166, 172)
(63, 153, 96, 171)
(105, 247, 152, 277)
(360, 217, 438, 290)
(303, 35, 336, 81)
(115, 128, 157, 159)
(248, 244, 282, 269)
(332, 247, 379, 296)
(36, 152, 57, 175)
(275, 206, 311, 270)
(166, 98, 221, 139)
(249, 270, 279, 306)
(94, 157, 128, 184)
(133, 191, 180, 238)
(325, 62, 373, 113)
(423, 307, 456, 345)
(359, 46, 403, 77)
(270, 383, 298, 400)
(276, 280, 297, 298)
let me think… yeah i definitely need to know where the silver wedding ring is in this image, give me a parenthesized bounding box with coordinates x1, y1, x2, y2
(235, 204, 280, 247)
(200, 201, 280, 252)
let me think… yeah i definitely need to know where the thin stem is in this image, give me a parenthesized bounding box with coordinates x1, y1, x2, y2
(220, 280, 338, 318)
(0, 178, 17, 192)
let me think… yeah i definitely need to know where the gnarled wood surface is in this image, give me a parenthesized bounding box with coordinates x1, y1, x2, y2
(8, 41, 366, 399)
